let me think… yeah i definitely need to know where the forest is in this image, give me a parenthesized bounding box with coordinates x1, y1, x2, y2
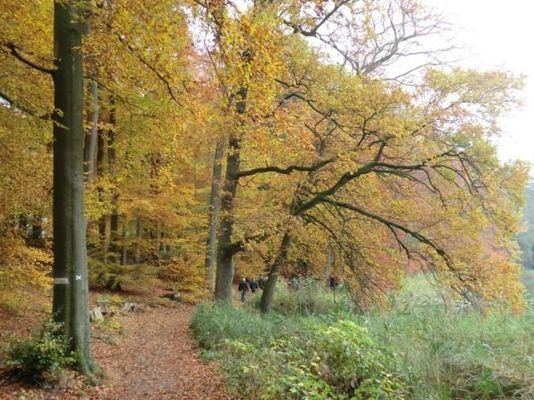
(0, 0, 533, 399)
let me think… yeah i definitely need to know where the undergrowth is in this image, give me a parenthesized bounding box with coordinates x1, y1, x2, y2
(191, 277, 534, 399)
(2, 319, 77, 383)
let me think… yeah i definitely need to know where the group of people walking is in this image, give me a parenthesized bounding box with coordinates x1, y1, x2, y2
(238, 276, 267, 302)
(238, 275, 340, 302)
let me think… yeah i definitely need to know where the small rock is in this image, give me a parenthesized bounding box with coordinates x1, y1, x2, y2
(96, 299, 109, 314)
(90, 306, 104, 322)
(121, 302, 139, 313)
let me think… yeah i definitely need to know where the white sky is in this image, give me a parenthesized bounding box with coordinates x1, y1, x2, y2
(427, 0, 534, 174)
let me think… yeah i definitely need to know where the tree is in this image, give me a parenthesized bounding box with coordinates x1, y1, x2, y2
(258, 63, 527, 312)
(1, 0, 95, 373)
(51, 0, 95, 374)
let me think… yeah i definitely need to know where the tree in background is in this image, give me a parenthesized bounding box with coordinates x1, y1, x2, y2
(518, 181, 534, 269)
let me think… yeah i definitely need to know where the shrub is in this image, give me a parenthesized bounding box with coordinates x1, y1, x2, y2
(309, 320, 407, 399)
(4, 319, 77, 382)
(191, 305, 407, 399)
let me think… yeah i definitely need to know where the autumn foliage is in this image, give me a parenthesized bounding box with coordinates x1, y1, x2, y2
(0, 0, 529, 314)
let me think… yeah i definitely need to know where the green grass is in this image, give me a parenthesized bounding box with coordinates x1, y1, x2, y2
(192, 277, 534, 400)
(358, 303, 534, 399)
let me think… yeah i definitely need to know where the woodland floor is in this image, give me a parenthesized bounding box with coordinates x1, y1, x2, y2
(0, 294, 235, 400)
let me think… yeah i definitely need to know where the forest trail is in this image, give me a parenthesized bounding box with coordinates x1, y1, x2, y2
(0, 304, 234, 400)
(89, 304, 233, 400)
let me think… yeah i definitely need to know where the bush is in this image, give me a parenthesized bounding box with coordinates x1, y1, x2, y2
(4, 319, 77, 382)
(192, 278, 534, 399)
(191, 304, 407, 399)
(310, 320, 407, 399)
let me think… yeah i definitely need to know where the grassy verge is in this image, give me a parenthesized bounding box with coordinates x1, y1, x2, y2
(191, 278, 534, 399)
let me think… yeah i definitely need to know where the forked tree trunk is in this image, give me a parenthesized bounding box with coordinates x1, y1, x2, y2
(205, 138, 225, 291)
(260, 232, 292, 313)
(51, 0, 95, 375)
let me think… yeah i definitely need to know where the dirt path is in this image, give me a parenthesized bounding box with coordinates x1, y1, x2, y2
(90, 305, 232, 400)
(0, 305, 234, 400)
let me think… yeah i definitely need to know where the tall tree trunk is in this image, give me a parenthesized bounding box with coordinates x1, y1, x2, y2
(324, 242, 333, 287)
(109, 201, 119, 262)
(51, 0, 95, 375)
(97, 118, 108, 262)
(214, 135, 241, 301)
(260, 232, 292, 313)
(205, 138, 225, 291)
(121, 221, 128, 265)
(83, 78, 99, 181)
(214, 87, 247, 302)
(135, 218, 142, 264)
(107, 101, 120, 263)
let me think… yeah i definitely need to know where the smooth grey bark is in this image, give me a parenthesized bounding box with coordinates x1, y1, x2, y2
(260, 232, 292, 313)
(51, 0, 95, 375)
(205, 138, 225, 291)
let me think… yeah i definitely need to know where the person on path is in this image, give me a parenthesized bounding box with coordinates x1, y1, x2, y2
(329, 275, 336, 290)
(249, 278, 258, 293)
(290, 277, 299, 290)
(238, 278, 249, 302)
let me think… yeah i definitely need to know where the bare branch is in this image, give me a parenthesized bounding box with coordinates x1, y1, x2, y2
(322, 198, 455, 271)
(284, 0, 351, 37)
(238, 157, 335, 178)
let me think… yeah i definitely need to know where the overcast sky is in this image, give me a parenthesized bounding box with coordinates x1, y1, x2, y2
(427, 0, 534, 174)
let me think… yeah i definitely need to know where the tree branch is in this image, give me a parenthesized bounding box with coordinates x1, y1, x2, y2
(322, 198, 455, 271)
(238, 158, 335, 178)
(2, 41, 55, 75)
(284, 0, 351, 37)
(0, 89, 52, 119)
(222, 231, 270, 256)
